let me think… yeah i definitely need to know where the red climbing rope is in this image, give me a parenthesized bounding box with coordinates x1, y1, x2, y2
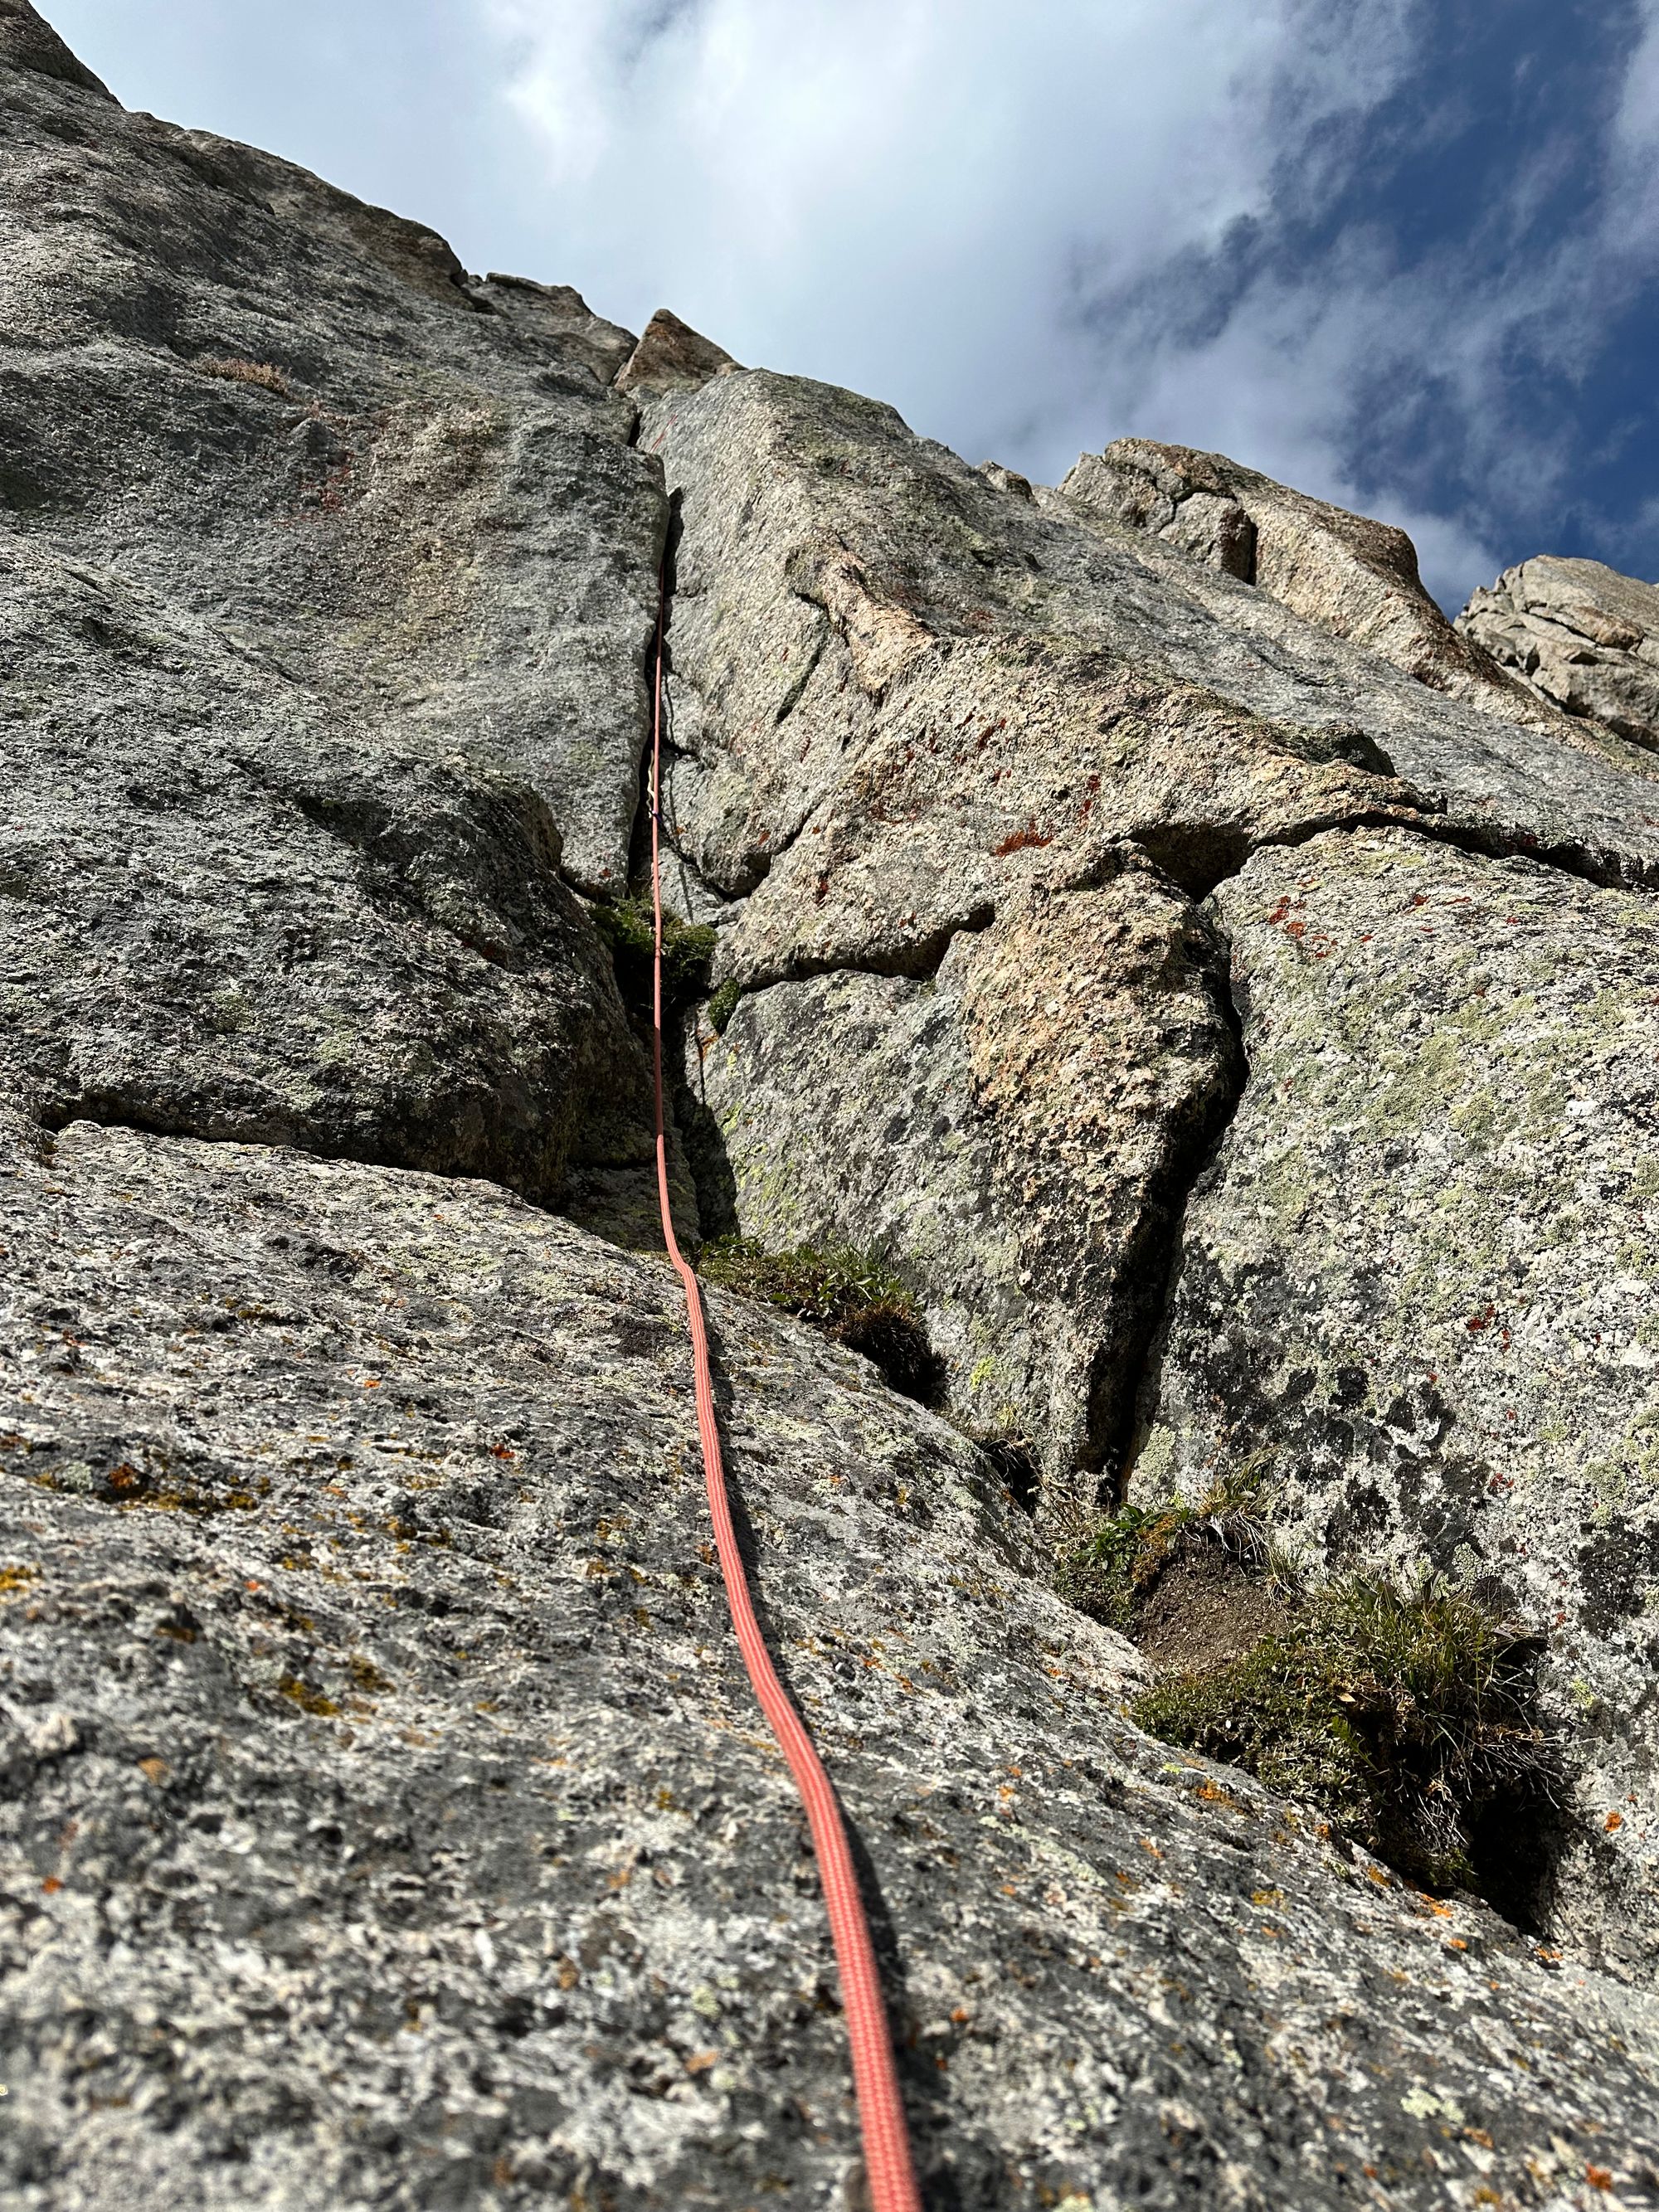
(647, 579, 922, 2212)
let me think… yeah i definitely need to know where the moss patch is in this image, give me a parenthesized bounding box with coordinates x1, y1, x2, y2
(696, 1235, 942, 1403)
(592, 897, 715, 1015)
(707, 979, 742, 1034)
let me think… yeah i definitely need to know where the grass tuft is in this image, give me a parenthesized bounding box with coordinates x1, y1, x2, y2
(696, 1235, 941, 1403)
(1054, 1460, 1275, 1630)
(1134, 1569, 1559, 1895)
(197, 354, 294, 397)
(1057, 1465, 1561, 1903)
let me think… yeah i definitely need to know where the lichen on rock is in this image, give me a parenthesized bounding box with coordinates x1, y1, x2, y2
(1132, 826, 1659, 1969)
(7, 0, 1659, 2199)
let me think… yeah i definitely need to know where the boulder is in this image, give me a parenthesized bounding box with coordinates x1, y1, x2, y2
(1063, 440, 1258, 581)
(617, 308, 742, 402)
(1459, 554, 1659, 750)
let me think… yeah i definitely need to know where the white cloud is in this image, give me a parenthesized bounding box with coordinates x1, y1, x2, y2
(40, 1, 1659, 610)
(482, 1, 1579, 606)
(1096, 239, 1523, 605)
(1612, 0, 1659, 189)
(481, 0, 1418, 467)
(1074, 11, 1659, 610)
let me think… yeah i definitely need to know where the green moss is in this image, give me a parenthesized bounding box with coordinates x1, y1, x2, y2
(707, 979, 742, 1034)
(591, 897, 716, 1014)
(1133, 1573, 1556, 1895)
(696, 1234, 941, 1403)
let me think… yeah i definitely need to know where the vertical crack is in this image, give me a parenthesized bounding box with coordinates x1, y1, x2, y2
(1089, 923, 1249, 1507)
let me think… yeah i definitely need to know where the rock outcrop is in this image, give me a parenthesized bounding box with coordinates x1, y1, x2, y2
(616, 308, 742, 403)
(0, 0, 662, 897)
(1460, 554, 1659, 749)
(688, 853, 1242, 1485)
(1059, 437, 1567, 732)
(7, 3, 1659, 2203)
(648, 365, 1659, 1505)
(0, 0, 679, 1235)
(1131, 829, 1659, 1974)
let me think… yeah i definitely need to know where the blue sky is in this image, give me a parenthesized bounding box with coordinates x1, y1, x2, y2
(36, 1, 1659, 611)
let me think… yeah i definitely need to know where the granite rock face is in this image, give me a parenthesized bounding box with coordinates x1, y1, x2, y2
(1460, 555, 1659, 750)
(686, 853, 1241, 1495)
(1132, 828, 1659, 1973)
(0, 0, 664, 895)
(0, 531, 657, 1208)
(8, 1, 1659, 2200)
(646, 371, 1659, 943)
(0, 0, 674, 1219)
(1063, 440, 1258, 581)
(645, 360, 1659, 1500)
(1061, 437, 1563, 731)
(7, 1120, 1659, 2211)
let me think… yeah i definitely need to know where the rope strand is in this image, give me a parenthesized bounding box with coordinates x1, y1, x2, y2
(647, 576, 922, 2212)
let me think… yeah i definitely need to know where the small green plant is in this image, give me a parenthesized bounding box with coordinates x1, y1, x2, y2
(197, 354, 294, 397)
(1055, 1500, 1177, 1628)
(707, 978, 742, 1033)
(591, 897, 715, 1013)
(1055, 1461, 1276, 1630)
(696, 1235, 941, 1403)
(1134, 1571, 1559, 1894)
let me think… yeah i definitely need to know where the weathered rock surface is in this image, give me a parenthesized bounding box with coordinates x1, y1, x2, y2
(648, 372, 1659, 946)
(645, 360, 1659, 1499)
(0, 530, 659, 1208)
(1460, 555, 1659, 751)
(0, 0, 678, 1223)
(1, 0, 664, 896)
(1132, 828, 1659, 1971)
(1061, 437, 1559, 731)
(686, 852, 1241, 1489)
(7, 1119, 1659, 2210)
(1060, 441, 1259, 580)
(616, 308, 742, 404)
(7, 0, 1659, 2197)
